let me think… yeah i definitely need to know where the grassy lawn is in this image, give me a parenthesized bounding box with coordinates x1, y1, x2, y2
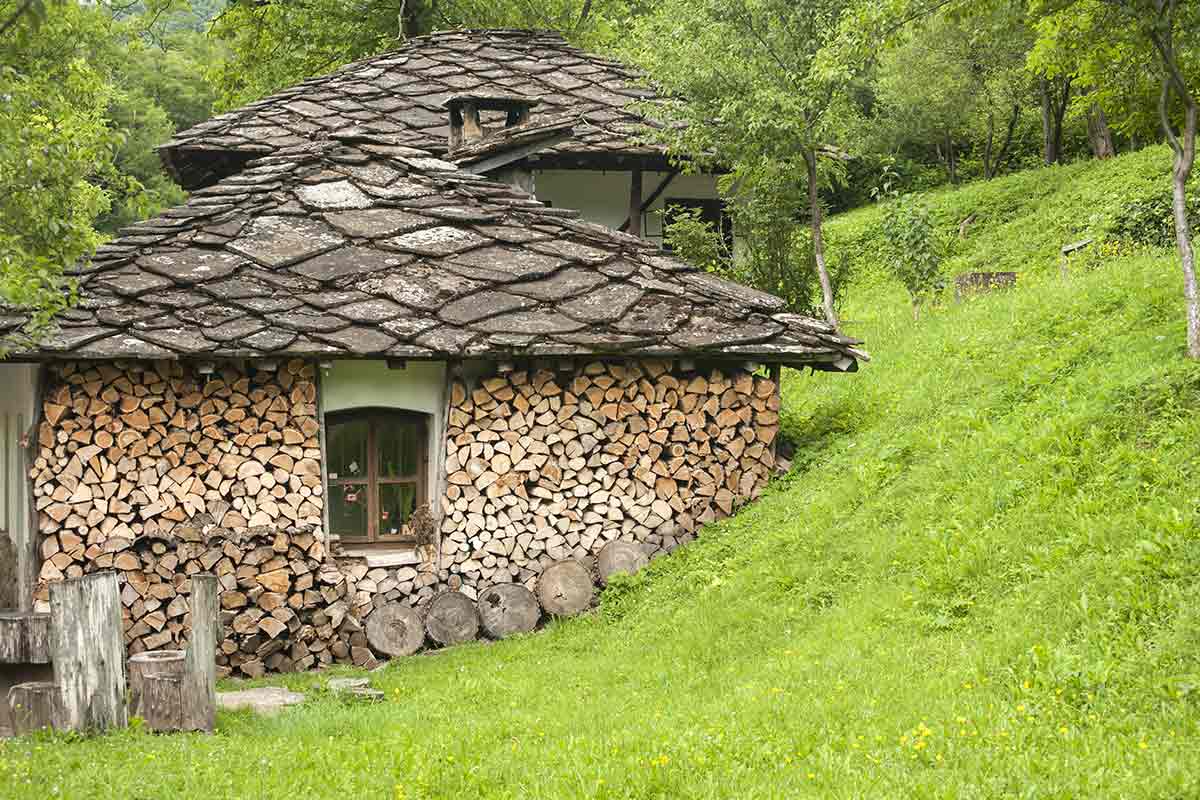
(5, 153, 1200, 799)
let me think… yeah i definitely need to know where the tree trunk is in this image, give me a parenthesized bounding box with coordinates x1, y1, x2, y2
(1165, 97, 1198, 358)
(1040, 76, 1072, 165)
(1150, 0, 1200, 358)
(1087, 102, 1117, 159)
(942, 130, 958, 184)
(803, 148, 839, 330)
(983, 111, 996, 179)
(992, 103, 1021, 178)
(127, 650, 185, 720)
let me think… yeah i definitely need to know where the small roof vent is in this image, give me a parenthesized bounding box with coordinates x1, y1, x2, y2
(444, 93, 539, 150)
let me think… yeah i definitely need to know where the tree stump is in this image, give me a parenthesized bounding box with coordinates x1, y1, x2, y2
(597, 541, 649, 585)
(182, 574, 218, 732)
(365, 604, 425, 658)
(142, 673, 184, 732)
(477, 584, 540, 639)
(128, 650, 185, 720)
(8, 681, 58, 735)
(424, 591, 479, 646)
(50, 571, 127, 732)
(536, 560, 594, 617)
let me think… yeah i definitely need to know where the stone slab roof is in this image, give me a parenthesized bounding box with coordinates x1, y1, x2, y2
(161, 29, 673, 190)
(4, 135, 864, 370)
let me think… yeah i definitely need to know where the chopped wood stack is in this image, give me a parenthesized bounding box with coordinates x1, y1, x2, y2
(29, 357, 783, 678)
(438, 360, 780, 596)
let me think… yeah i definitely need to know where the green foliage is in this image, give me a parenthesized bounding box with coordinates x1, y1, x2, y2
(7, 172, 1200, 796)
(0, 4, 123, 340)
(879, 193, 946, 313)
(827, 145, 1192, 295)
(209, 0, 643, 109)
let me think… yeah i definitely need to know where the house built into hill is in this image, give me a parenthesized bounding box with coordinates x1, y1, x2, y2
(0, 32, 863, 676)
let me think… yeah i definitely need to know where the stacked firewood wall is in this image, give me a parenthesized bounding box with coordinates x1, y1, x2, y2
(30, 358, 781, 677)
(438, 360, 780, 593)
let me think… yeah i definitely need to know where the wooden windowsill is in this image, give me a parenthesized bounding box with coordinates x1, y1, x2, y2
(335, 544, 421, 568)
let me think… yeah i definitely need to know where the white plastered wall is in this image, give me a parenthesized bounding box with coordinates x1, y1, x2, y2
(0, 363, 38, 610)
(319, 359, 448, 512)
(532, 169, 721, 246)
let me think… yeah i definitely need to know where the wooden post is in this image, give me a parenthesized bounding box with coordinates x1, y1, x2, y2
(182, 574, 218, 732)
(50, 571, 126, 732)
(142, 673, 184, 732)
(8, 681, 58, 734)
(628, 167, 644, 237)
(127, 650, 185, 720)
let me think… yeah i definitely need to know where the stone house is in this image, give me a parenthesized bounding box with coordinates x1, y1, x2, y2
(0, 33, 864, 677)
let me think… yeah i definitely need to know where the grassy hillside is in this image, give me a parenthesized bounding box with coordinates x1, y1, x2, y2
(5, 154, 1200, 799)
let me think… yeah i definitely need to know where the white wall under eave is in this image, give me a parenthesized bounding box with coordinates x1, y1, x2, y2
(0, 363, 38, 610)
(319, 359, 447, 512)
(532, 169, 721, 246)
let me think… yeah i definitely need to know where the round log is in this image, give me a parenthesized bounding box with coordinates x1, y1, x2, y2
(424, 591, 479, 646)
(597, 540, 649, 585)
(8, 681, 58, 735)
(477, 583, 540, 639)
(365, 603, 425, 658)
(536, 560, 594, 617)
(128, 650, 185, 719)
(142, 672, 184, 732)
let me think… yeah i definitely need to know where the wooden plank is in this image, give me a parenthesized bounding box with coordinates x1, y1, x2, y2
(619, 170, 678, 232)
(50, 571, 127, 732)
(182, 573, 218, 732)
(627, 166, 644, 237)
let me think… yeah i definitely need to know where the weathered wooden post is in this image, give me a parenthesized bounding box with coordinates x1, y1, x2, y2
(50, 571, 127, 732)
(182, 574, 218, 732)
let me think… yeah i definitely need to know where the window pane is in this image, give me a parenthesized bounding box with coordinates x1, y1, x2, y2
(378, 420, 420, 478)
(378, 483, 416, 538)
(330, 482, 368, 539)
(327, 418, 368, 480)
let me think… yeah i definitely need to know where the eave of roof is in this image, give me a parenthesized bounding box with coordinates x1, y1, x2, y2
(4, 134, 865, 371)
(159, 29, 674, 190)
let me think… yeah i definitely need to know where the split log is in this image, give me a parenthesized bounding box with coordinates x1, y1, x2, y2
(8, 681, 59, 735)
(536, 561, 594, 617)
(182, 573, 218, 732)
(477, 584, 540, 639)
(50, 571, 127, 732)
(424, 591, 479, 646)
(128, 650, 185, 720)
(365, 604, 425, 658)
(597, 541, 648, 585)
(142, 672, 184, 732)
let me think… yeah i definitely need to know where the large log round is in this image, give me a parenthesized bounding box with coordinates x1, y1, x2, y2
(365, 603, 425, 658)
(536, 560, 594, 617)
(597, 540, 649, 585)
(142, 673, 184, 732)
(128, 650, 186, 719)
(424, 591, 479, 646)
(477, 584, 540, 639)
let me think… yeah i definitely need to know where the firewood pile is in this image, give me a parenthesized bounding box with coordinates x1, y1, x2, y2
(438, 360, 780, 595)
(28, 357, 783, 678)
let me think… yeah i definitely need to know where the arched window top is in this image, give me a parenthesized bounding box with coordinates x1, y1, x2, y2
(326, 408, 429, 543)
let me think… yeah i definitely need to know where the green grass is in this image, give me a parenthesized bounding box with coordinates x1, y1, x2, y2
(5, 155, 1200, 799)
